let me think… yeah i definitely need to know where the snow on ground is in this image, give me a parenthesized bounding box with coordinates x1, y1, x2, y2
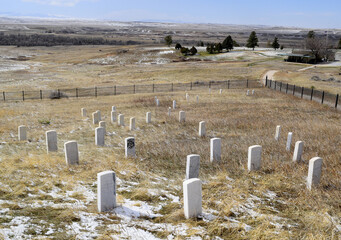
(0, 62, 31, 72)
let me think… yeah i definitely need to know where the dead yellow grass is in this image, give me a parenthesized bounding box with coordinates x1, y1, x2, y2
(0, 86, 340, 238)
(274, 68, 341, 95)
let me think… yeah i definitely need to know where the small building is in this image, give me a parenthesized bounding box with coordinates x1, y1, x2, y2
(279, 50, 315, 64)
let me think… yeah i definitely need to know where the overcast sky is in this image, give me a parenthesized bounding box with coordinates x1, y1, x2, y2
(1, 0, 340, 29)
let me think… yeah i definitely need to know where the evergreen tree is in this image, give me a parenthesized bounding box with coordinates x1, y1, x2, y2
(206, 43, 214, 54)
(338, 38, 341, 49)
(246, 31, 259, 50)
(180, 47, 189, 55)
(307, 30, 315, 39)
(175, 43, 182, 50)
(215, 43, 223, 53)
(222, 35, 234, 51)
(190, 46, 197, 55)
(164, 35, 172, 47)
(272, 37, 280, 50)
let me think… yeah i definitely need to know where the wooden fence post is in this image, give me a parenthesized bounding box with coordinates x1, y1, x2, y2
(133, 85, 136, 94)
(310, 88, 314, 101)
(171, 83, 173, 92)
(335, 94, 339, 109)
(40, 90, 42, 100)
(228, 80, 230, 89)
(293, 85, 295, 95)
(95, 87, 97, 97)
(190, 82, 192, 90)
(301, 87, 304, 98)
(114, 85, 116, 95)
(152, 84, 155, 93)
(286, 83, 288, 94)
(22, 91, 25, 101)
(247, 79, 249, 88)
(2, 91, 5, 101)
(280, 82, 282, 91)
(321, 91, 325, 104)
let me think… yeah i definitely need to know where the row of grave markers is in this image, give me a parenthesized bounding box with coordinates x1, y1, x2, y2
(16, 91, 322, 219)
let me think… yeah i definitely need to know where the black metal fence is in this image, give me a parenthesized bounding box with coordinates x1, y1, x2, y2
(265, 79, 340, 109)
(1, 79, 262, 102)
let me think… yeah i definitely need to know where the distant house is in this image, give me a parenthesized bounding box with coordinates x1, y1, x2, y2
(279, 50, 315, 64)
(279, 49, 335, 64)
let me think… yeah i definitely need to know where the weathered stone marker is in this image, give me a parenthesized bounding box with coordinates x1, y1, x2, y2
(81, 108, 87, 117)
(125, 137, 135, 158)
(99, 121, 106, 132)
(173, 100, 176, 109)
(248, 145, 262, 171)
(275, 125, 281, 141)
(286, 132, 293, 151)
(111, 111, 116, 124)
(46, 130, 58, 153)
(246, 90, 250, 96)
(97, 170, 116, 212)
(146, 112, 151, 123)
(112, 106, 116, 112)
(186, 93, 189, 101)
(64, 141, 79, 165)
(219, 89, 222, 94)
(196, 95, 199, 103)
(186, 154, 200, 179)
(209, 88, 211, 93)
(95, 127, 105, 146)
(168, 107, 171, 116)
(18, 125, 27, 141)
(183, 178, 202, 219)
(252, 89, 255, 95)
(199, 121, 206, 137)
(156, 99, 160, 106)
(210, 138, 221, 162)
(92, 112, 99, 124)
(118, 114, 124, 126)
(130, 117, 135, 131)
(179, 111, 186, 123)
(293, 141, 304, 162)
(307, 157, 323, 190)
(96, 110, 101, 121)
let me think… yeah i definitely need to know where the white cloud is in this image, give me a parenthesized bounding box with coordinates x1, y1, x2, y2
(21, 0, 96, 7)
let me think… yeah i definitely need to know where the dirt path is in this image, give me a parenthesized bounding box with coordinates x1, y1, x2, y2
(261, 70, 278, 85)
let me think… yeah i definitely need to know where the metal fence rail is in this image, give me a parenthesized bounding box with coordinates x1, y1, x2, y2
(1, 79, 262, 102)
(266, 79, 339, 109)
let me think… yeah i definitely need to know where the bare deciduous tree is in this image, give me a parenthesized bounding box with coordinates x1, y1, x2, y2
(305, 37, 335, 63)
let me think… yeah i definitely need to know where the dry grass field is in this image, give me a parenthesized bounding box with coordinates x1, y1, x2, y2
(0, 85, 340, 239)
(0, 44, 341, 239)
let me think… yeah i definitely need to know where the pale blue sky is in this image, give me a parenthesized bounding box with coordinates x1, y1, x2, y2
(0, 0, 340, 28)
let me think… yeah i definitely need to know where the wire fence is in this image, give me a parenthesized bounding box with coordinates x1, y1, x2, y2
(1, 79, 262, 102)
(265, 78, 340, 109)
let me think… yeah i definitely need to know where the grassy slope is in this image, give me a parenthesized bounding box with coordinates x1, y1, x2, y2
(0, 87, 340, 239)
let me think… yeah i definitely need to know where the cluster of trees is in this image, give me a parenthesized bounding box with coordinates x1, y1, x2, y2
(166, 31, 341, 59)
(175, 43, 197, 56)
(206, 35, 237, 54)
(0, 33, 140, 47)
